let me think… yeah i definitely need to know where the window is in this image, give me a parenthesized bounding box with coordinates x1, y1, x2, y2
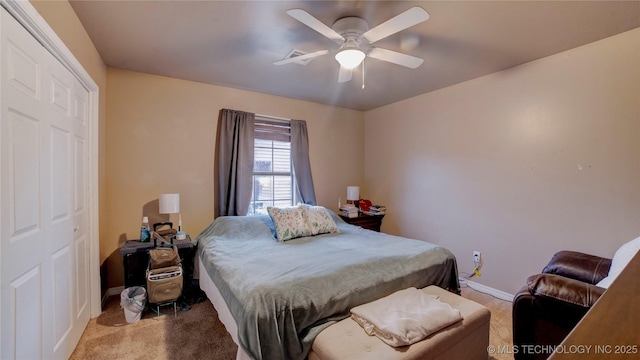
(247, 119, 296, 215)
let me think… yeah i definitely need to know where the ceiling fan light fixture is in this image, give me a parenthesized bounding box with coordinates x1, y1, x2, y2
(335, 48, 365, 69)
(283, 8, 429, 82)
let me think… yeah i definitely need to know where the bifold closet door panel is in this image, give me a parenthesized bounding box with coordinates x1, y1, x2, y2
(1, 7, 91, 359)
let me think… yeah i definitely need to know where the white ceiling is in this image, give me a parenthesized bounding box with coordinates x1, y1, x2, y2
(69, 1, 640, 111)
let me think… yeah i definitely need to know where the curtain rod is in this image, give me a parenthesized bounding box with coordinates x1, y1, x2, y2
(255, 113, 291, 123)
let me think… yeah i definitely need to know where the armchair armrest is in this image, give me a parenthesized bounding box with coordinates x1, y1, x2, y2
(512, 274, 606, 359)
(526, 273, 606, 328)
(542, 250, 611, 284)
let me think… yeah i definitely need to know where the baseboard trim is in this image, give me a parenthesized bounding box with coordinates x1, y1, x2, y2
(102, 286, 125, 308)
(109, 286, 125, 295)
(462, 278, 515, 302)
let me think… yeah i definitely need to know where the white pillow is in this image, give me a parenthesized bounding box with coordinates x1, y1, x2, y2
(596, 235, 640, 289)
(304, 205, 339, 236)
(267, 205, 310, 242)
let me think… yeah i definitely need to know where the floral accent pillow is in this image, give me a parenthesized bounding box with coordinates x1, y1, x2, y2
(267, 205, 311, 242)
(304, 205, 340, 236)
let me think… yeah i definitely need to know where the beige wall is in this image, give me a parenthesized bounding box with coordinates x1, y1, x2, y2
(29, 1, 109, 274)
(29, 0, 362, 289)
(364, 28, 640, 295)
(105, 69, 364, 287)
(30, 0, 640, 294)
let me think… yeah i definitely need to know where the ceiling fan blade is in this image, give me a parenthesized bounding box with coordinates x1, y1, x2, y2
(287, 9, 344, 43)
(273, 50, 330, 65)
(367, 48, 424, 69)
(362, 7, 429, 44)
(338, 66, 353, 83)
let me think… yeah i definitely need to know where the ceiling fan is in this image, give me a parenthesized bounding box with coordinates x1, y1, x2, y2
(274, 7, 430, 83)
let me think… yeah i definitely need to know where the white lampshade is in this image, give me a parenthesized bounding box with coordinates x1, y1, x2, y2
(159, 193, 180, 214)
(335, 49, 365, 69)
(346, 186, 360, 201)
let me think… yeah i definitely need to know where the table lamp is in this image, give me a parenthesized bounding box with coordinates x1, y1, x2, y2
(159, 193, 186, 240)
(346, 186, 360, 205)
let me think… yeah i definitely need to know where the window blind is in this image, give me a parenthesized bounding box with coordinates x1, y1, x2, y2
(255, 116, 291, 142)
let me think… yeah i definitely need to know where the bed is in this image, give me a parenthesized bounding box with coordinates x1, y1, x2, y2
(194, 210, 459, 360)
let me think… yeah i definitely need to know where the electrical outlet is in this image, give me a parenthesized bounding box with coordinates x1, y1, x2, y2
(473, 251, 481, 263)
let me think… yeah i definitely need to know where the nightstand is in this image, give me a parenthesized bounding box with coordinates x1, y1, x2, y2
(120, 235, 195, 293)
(339, 213, 385, 232)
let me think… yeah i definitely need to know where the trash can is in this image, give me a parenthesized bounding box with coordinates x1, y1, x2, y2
(121, 286, 146, 323)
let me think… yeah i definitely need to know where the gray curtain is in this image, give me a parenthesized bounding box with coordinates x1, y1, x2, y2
(291, 120, 317, 205)
(218, 109, 255, 216)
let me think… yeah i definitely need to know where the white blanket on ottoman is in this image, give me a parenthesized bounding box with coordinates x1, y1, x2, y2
(350, 287, 463, 347)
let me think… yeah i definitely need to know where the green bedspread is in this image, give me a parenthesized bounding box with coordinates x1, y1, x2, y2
(195, 213, 459, 360)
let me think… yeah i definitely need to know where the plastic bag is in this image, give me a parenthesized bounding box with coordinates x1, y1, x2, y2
(120, 286, 146, 323)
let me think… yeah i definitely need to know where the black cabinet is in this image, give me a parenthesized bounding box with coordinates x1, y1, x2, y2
(119, 236, 195, 295)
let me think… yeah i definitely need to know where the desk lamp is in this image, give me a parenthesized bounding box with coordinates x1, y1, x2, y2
(346, 186, 360, 205)
(159, 193, 186, 240)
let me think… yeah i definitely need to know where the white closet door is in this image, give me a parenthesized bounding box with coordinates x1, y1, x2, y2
(1, 8, 90, 359)
(70, 57, 91, 356)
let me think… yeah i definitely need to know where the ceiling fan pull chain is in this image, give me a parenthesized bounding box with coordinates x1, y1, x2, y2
(362, 59, 365, 90)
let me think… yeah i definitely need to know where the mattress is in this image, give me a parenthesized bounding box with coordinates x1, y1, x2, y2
(195, 212, 459, 360)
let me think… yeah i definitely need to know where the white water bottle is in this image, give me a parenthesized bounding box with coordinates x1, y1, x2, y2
(140, 216, 150, 242)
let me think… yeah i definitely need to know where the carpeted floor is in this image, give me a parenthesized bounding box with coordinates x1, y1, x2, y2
(461, 286, 514, 360)
(71, 286, 513, 360)
(69, 296, 238, 360)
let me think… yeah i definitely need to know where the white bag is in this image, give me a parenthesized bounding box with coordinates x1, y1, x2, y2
(121, 287, 146, 323)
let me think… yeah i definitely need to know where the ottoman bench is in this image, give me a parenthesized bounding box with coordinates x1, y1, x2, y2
(308, 285, 491, 360)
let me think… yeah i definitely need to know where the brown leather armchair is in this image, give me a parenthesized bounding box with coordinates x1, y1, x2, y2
(512, 251, 611, 360)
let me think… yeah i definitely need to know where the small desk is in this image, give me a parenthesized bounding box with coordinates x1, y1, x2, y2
(339, 213, 385, 232)
(120, 236, 195, 290)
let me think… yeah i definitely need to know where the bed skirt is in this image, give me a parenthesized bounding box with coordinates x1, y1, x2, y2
(199, 259, 251, 360)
